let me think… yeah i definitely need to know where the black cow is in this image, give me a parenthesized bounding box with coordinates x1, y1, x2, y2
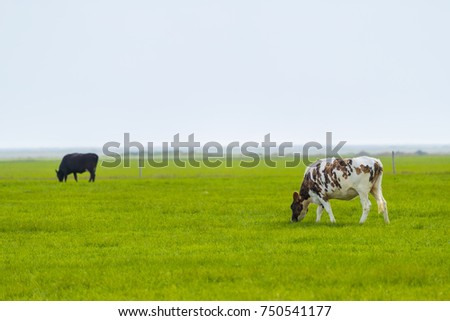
(56, 153, 99, 182)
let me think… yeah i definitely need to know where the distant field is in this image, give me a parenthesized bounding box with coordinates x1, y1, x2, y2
(0, 155, 449, 300)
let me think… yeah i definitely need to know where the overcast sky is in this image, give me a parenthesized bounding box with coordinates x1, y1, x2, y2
(1, 1, 449, 149)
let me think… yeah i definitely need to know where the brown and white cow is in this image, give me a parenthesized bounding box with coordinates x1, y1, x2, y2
(291, 156, 389, 224)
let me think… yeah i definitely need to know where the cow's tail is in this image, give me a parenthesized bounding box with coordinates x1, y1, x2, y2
(370, 161, 387, 214)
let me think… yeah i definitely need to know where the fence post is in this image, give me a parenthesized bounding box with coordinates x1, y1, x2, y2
(392, 151, 396, 175)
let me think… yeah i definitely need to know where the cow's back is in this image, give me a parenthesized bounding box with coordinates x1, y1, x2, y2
(59, 153, 98, 172)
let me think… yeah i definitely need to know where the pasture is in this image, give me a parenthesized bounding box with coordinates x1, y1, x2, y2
(0, 155, 449, 300)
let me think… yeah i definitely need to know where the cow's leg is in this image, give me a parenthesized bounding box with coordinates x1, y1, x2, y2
(89, 170, 95, 182)
(358, 192, 372, 224)
(73, 173, 78, 182)
(64, 175, 67, 182)
(318, 199, 336, 223)
(316, 205, 324, 223)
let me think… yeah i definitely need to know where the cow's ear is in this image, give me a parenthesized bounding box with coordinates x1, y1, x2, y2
(293, 191, 300, 202)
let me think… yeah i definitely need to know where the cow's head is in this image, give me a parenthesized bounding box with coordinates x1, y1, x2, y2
(291, 191, 308, 222)
(55, 169, 64, 182)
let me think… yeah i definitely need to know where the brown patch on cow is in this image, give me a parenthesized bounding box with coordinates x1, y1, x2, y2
(356, 163, 382, 182)
(360, 165, 371, 173)
(335, 159, 352, 179)
(300, 172, 322, 199)
(371, 161, 383, 182)
(322, 159, 352, 189)
(359, 164, 373, 181)
(347, 158, 353, 167)
(348, 159, 354, 173)
(315, 162, 322, 183)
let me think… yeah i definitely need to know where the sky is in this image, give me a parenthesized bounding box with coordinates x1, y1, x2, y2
(1, 0, 449, 149)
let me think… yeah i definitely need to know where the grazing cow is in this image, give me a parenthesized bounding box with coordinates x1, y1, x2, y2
(56, 153, 99, 182)
(291, 156, 389, 224)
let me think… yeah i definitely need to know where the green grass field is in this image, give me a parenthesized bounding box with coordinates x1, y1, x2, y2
(0, 155, 449, 300)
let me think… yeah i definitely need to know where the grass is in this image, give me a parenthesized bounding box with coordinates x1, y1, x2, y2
(0, 155, 449, 300)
